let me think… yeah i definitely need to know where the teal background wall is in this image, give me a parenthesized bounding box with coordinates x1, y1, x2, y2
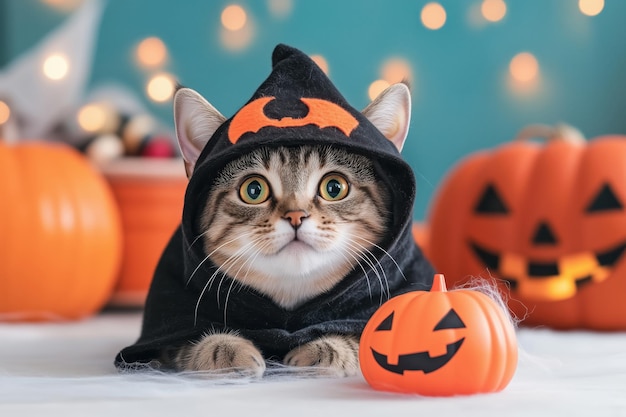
(2, 0, 626, 220)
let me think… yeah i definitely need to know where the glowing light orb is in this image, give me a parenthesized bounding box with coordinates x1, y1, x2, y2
(579, 0, 604, 16)
(381, 58, 413, 84)
(509, 52, 539, 83)
(43, 54, 69, 80)
(147, 74, 176, 103)
(368, 80, 391, 101)
(310, 55, 329, 75)
(136, 37, 168, 68)
(0, 101, 10, 126)
(221, 5, 247, 31)
(421, 2, 446, 30)
(481, 0, 507, 22)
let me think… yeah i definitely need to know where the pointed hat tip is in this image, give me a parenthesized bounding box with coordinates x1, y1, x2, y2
(271, 44, 305, 67)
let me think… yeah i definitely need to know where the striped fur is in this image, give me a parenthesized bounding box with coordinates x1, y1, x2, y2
(167, 145, 389, 376)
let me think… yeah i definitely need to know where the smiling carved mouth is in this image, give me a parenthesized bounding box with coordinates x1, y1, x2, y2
(470, 240, 626, 301)
(371, 338, 465, 375)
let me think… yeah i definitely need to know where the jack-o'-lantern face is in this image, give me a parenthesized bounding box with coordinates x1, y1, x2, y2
(469, 179, 626, 301)
(427, 132, 626, 330)
(370, 308, 466, 375)
(359, 275, 518, 396)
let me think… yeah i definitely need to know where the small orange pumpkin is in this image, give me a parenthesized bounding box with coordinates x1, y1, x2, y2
(0, 141, 122, 321)
(427, 125, 626, 330)
(359, 274, 517, 396)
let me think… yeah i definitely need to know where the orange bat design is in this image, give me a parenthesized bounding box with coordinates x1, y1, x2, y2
(228, 96, 359, 144)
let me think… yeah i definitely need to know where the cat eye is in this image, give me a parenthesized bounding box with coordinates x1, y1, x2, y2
(239, 176, 271, 205)
(319, 173, 349, 201)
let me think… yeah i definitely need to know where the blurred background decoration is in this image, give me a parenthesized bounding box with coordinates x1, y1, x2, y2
(1, 0, 625, 220)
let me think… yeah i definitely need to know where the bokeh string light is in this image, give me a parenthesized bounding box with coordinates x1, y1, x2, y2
(34, 1, 602, 114)
(220, 4, 254, 51)
(43, 53, 70, 80)
(146, 73, 176, 103)
(481, 0, 507, 22)
(136, 37, 168, 68)
(0, 101, 10, 126)
(221, 4, 247, 31)
(77, 102, 119, 133)
(368, 80, 391, 101)
(381, 58, 413, 85)
(421, 2, 447, 30)
(579, 0, 604, 16)
(310, 55, 329, 75)
(508, 52, 540, 95)
(510, 52, 539, 84)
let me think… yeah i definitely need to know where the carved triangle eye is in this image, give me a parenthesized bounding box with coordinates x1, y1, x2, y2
(474, 184, 509, 215)
(375, 312, 394, 331)
(434, 309, 466, 331)
(586, 183, 623, 213)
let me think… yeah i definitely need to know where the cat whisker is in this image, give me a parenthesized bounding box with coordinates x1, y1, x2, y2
(187, 229, 211, 253)
(193, 235, 266, 325)
(352, 235, 407, 283)
(339, 245, 373, 301)
(344, 239, 389, 304)
(220, 238, 275, 324)
(241, 239, 272, 284)
(187, 230, 256, 286)
(212, 236, 266, 305)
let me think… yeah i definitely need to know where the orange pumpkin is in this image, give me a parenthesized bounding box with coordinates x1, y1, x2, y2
(411, 222, 430, 260)
(359, 274, 517, 396)
(0, 141, 122, 321)
(101, 158, 187, 306)
(427, 125, 626, 330)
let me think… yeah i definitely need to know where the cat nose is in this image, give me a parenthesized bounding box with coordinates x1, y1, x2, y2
(283, 210, 309, 228)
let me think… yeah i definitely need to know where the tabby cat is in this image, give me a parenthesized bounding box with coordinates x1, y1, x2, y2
(162, 83, 411, 377)
(114, 44, 434, 377)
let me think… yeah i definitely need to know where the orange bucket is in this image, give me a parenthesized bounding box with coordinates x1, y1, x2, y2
(101, 158, 187, 307)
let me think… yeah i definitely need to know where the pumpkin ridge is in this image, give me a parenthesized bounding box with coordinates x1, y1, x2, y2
(0, 142, 121, 321)
(467, 290, 517, 392)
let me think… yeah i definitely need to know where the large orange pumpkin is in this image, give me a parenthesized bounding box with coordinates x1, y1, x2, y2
(359, 274, 517, 396)
(0, 141, 122, 321)
(427, 125, 626, 330)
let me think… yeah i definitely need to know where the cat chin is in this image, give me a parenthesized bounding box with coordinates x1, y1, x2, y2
(232, 243, 352, 309)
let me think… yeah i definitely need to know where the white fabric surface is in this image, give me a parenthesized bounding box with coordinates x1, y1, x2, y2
(1, 312, 625, 416)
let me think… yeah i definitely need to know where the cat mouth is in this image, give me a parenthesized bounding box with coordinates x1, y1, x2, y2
(469, 240, 626, 300)
(277, 239, 315, 254)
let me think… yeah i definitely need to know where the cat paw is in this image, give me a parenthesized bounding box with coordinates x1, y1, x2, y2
(180, 333, 265, 378)
(283, 335, 359, 377)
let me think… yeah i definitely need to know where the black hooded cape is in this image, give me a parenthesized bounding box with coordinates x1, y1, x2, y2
(115, 44, 434, 369)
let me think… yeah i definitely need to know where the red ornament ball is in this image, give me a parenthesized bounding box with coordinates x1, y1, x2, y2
(140, 135, 176, 158)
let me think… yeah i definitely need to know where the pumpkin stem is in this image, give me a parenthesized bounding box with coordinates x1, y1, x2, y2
(431, 274, 448, 292)
(514, 123, 586, 145)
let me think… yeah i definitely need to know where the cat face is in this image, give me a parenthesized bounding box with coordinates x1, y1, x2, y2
(173, 82, 412, 309)
(201, 146, 390, 308)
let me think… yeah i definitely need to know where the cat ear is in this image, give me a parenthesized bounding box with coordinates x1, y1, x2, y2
(174, 87, 226, 178)
(362, 83, 411, 152)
